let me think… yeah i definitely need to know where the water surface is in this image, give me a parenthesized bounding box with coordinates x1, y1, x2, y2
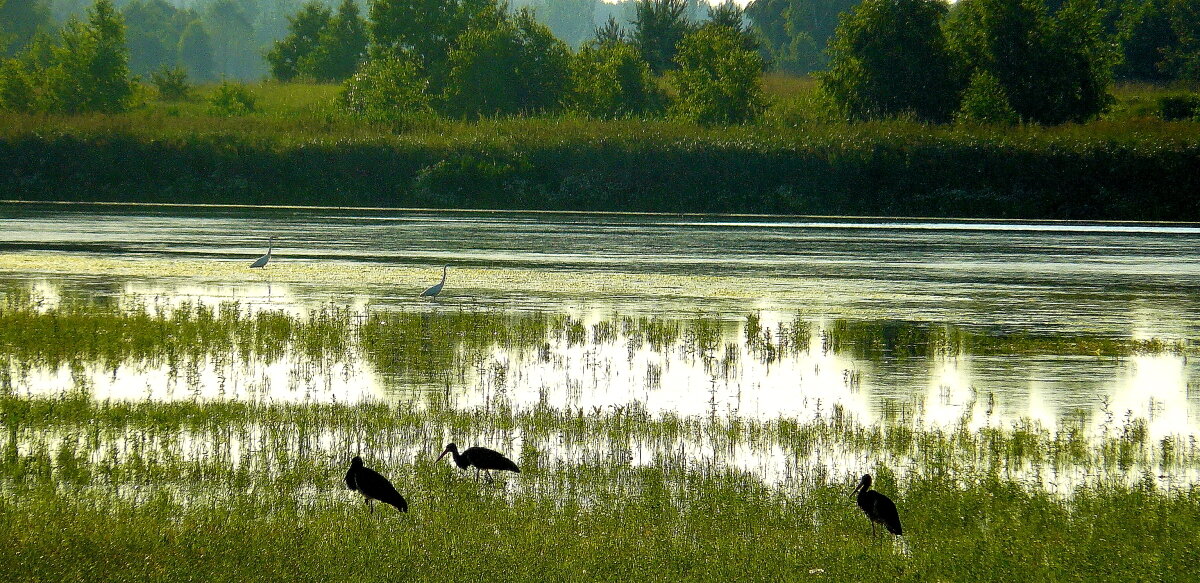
(3, 202, 1199, 443)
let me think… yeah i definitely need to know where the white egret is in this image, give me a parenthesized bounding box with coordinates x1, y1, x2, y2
(421, 265, 449, 297)
(250, 236, 276, 269)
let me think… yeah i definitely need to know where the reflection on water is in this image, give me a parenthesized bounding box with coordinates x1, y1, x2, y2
(3, 302, 1197, 441)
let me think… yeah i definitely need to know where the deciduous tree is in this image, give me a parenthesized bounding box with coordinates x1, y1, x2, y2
(632, 0, 692, 73)
(178, 19, 214, 81)
(444, 9, 569, 117)
(1163, 0, 1200, 80)
(744, 0, 857, 74)
(671, 23, 765, 124)
(368, 0, 498, 85)
(569, 37, 662, 118)
(266, 2, 331, 81)
(122, 0, 193, 76)
(1115, 0, 1176, 81)
(946, 0, 1113, 124)
(822, 0, 960, 122)
(42, 0, 134, 113)
(306, 0, 369, 81)
(0, 0, 52, 57)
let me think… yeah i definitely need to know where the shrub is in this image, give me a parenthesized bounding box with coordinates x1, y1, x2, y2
(1158, 93, 1200, 121)
(671, 24, 766, 125)
(207, 80, 258, 116)
(955, 71, 1019, 125)
(412, 153, 533, 207)
(339, 51, 431, 120)
(0, 59, 38, 112)
(568, 41, 664, 119)
(150, 66, 191, 101)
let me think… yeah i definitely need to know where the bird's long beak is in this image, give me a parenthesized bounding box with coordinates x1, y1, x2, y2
(436, 449, 450, 462)
(852, 483, 862, 496)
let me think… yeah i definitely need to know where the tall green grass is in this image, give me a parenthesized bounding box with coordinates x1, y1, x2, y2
(1, 393, 1197, 582)
(1, 290, 1189, 388)
(1, 81, 1199, 218)
(0, 289, 355, 371)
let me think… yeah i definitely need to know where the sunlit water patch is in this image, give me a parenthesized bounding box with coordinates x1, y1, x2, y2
(5, 203, 1200, 330)
(3, 298, 1197, 442)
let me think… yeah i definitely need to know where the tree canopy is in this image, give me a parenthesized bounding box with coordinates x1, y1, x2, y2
(822, 0, 960, 122)
(632, 0, 693, 73)
(946, 0, 1113, 124)
(672, 22, 766, 124)
(1, 0, 134, 113)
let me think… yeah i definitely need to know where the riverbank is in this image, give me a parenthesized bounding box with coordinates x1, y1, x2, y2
(3, 110, 1199, 220)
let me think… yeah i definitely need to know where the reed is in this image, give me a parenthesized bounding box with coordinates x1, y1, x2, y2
(1, 393, 1197, 582)
(1, 81, 1198, 219)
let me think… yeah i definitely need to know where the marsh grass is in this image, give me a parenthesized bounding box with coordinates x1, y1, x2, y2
(3, 80, 1200, 218)
(1, 292, 1198, 580)
(2, 289, 1187, 383)
(0, 289, 355, 372)
(1, 393, 1198, 582)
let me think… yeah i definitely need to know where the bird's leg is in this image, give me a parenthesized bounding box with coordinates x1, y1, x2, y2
(485, 470, 495, 485)
(474, 468, 480, 482)
(367, 499, 374, 514)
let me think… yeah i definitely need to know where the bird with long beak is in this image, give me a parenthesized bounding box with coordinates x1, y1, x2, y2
(345, 456, 408, 514)
(852, 474, 903, 535)
(436, 442, 520, 483)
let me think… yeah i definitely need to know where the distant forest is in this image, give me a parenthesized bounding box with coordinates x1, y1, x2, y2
(0, 0, 710, 80)
(4, 0, 1195, 83)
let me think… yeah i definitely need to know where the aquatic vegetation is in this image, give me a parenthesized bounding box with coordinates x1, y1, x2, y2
(0, 291, 355, 371)
(0, 285, 1197, 581)
(0, 394, 1197, 582)
(2, 290, 1186, 380)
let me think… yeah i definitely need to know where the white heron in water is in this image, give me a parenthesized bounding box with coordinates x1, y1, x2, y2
(250, 236, 276, 268)
(421, 265, 449, 297)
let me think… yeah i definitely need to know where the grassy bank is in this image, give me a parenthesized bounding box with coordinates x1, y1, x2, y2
(2, 395, 1198, 582)
(2, 82, 1200, 220)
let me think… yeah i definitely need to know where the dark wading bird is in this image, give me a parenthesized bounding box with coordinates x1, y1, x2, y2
(345, 456, 408, 513)
(436, 443, 520, 482)
(853, 474, 903, 536)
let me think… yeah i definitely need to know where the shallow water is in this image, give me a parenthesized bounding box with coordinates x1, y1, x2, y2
(3, 202, 1200, 443)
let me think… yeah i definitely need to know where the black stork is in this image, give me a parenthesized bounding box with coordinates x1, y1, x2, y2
(345, 456, 408, 513)
(853, 474, 903, 536)
(436, 443, 520, 482)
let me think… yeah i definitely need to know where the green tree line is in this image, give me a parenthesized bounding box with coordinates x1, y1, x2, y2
(0, 0, 281, 80)
(3, 0, 1200, 123)
(820, 0, 1119, 124)
(749, 0, 1200, 83)
(4, 0, 1200, 85)
(270, 0, 763, 123)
